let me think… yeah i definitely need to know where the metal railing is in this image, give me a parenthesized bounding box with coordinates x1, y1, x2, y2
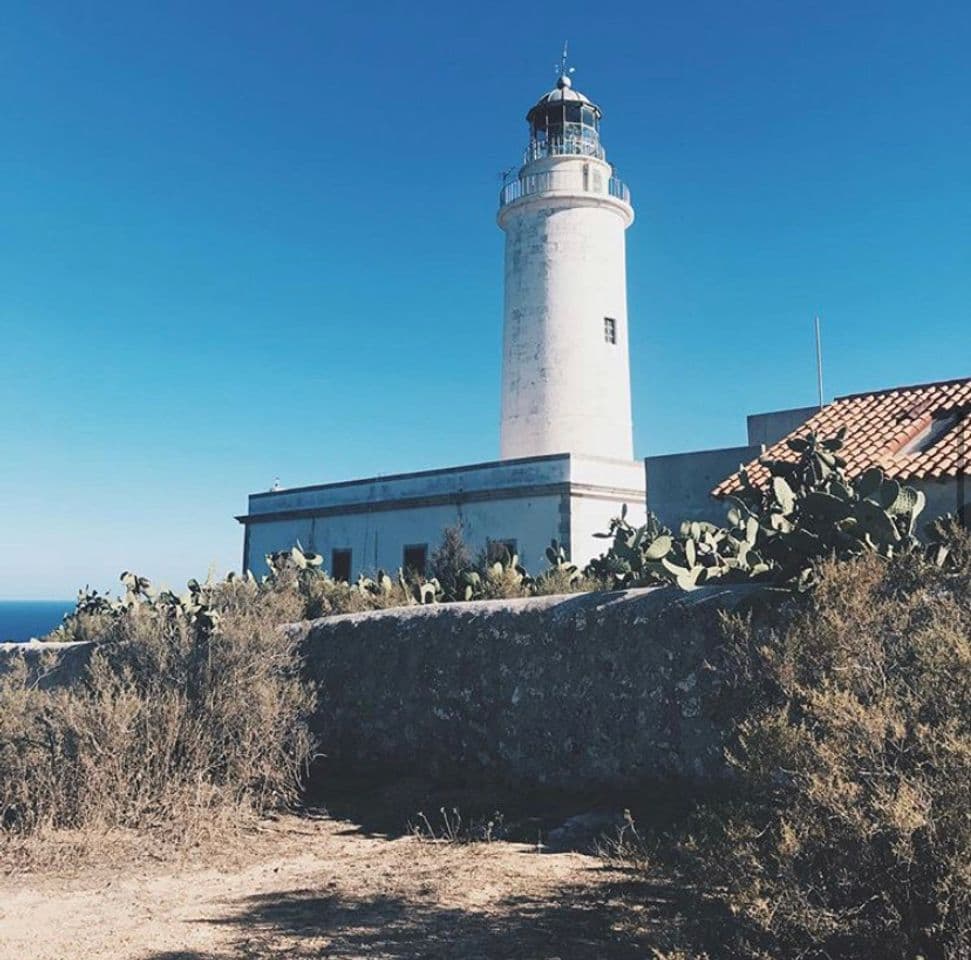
(524, 136, 605, 164)
(499, 168, 630, 209)
(608, 177, 630, 203)
(499, 171, 551, 206)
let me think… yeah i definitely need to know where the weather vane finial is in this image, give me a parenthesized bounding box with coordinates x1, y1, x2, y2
(555, 40, 575, 83)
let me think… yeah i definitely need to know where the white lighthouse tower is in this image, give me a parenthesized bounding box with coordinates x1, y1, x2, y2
(239, 61, 647, 579)
(498, 66, 635, 461)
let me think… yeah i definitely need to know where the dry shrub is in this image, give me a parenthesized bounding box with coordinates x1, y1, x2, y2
(533, 567, 596, 596)
(477, 564, 531, 600)
(0, 594, 315, 850)
(693, 526, 971, 959)
(256, 559, 416, 620)
(298, 575, 378, 618)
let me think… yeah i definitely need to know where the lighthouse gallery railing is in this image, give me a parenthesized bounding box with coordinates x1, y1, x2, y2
(499, 171, 630, 208)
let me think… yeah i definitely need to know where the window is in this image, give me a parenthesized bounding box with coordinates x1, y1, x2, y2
(486, 539, 518, 564)
(896, 409, 968, 456)
(402, 543, 428, 577)
(331, 548, 351, 582)
(604, 317, 617, 344)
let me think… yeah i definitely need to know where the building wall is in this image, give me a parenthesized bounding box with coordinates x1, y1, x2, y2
(568, 490, 647, 564)
(241, 454, 646, 578)
(568, 456, 648, 562)
(747, 406, 818, 446)
(645, 444, 762, 530)
(641, 444, 965, 537)
(244, 493, 566, 578)
(245, 454, 572, 519)
(913, 477, 968, 526)
(498, 154, 634, 461)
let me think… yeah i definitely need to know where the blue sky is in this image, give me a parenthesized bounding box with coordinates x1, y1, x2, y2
(2, 0, 969, 598)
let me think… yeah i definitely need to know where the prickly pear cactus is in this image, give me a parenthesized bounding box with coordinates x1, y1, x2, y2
(585, 429, 930, 593)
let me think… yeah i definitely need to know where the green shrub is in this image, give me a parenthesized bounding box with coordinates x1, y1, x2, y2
(430, 526, 473, 601)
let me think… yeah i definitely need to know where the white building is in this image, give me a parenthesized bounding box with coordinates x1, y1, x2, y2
(237, 68, 646, 578)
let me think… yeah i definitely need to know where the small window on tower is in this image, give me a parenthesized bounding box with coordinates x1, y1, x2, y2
(604, 317, 617, 344)
(331, 548, 351, 582)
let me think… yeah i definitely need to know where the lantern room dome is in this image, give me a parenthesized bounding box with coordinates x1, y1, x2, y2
(527, 75, 600, 121)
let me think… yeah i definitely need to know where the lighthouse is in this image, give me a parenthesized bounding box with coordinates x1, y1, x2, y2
(498, 69, 635, 461)
(238, 64, 647, 578)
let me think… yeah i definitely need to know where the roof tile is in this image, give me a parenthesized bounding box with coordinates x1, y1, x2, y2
(713, 376, 971, 497)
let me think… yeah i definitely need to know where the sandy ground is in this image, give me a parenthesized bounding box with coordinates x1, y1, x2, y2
(0, 813, 675, 960)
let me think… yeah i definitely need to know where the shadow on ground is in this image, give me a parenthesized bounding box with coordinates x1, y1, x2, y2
(141, 873, 702, 959)
(302, 762, 708, 852)
(141, 771, 735, 959)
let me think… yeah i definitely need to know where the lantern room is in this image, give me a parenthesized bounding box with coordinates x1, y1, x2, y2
(524, 75, 604, 163)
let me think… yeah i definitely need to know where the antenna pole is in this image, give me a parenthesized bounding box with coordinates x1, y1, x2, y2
(815, 315, 824, 409)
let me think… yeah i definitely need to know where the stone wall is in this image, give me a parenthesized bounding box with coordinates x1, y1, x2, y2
(0, 640, 93, 688)
(2, 586, 755, 792)
(295, 584, 756, 790)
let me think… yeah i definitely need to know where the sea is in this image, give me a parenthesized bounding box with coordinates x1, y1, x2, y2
(0, 601, 75, 643)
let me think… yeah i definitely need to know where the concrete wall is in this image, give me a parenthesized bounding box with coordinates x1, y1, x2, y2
(240, 454, 646, 579)
(914, 477, 969, 524)
(569, 487, 646, 565)
(498, 153, 635, 461)
(0, 640, 92, 687)
(296, 584, 756, 789)
(645, 444, 761, 530)
(640, 405, 819, 530)
(639, 405, 816, 532)
(747, 406, 817, 446)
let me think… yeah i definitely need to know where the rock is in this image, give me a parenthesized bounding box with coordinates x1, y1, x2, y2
(545, 811, 628, 852)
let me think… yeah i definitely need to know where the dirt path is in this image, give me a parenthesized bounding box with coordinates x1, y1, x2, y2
(0, 814, 670, 959)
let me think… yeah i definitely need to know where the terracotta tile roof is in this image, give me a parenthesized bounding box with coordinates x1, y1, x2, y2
(713, 376, 971, 497)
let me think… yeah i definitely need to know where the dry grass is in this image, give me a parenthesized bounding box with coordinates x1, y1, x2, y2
(533, 567, 599, 596)
(650, 525, 971, 959)
(0, 594, 315, 860)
